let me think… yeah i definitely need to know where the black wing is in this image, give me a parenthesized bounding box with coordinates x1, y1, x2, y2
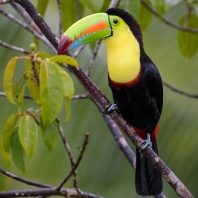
(144, 62, 163, 116)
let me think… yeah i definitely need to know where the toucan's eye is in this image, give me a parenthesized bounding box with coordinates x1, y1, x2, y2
(113, 18, 119, 25)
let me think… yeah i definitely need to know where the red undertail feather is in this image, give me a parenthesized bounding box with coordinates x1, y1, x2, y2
(133, 125, 159, 141)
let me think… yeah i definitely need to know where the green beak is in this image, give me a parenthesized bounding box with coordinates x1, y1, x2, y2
(58, 13, 112, 55)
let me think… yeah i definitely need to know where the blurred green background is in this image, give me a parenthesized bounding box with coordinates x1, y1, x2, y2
(0, 1, 198, 197)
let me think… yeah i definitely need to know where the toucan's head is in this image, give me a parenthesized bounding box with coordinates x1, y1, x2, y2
(58, 8, 143, 55)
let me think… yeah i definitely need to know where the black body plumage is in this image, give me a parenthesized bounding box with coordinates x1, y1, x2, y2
(106, 8, 163, 196)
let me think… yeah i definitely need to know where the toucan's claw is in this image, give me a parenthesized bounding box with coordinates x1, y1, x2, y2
(139, 140, 152, 152)
(139, 133, 152, 154)
(103, 104, 119, 115)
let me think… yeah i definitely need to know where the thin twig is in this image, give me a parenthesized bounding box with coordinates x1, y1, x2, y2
(56, 118, 79, 189)
(56, 0, 63, 38)
(163, 81, 198, 99)
(56, 133, 89, 191)
(109, 0, 121, 8)
(0, 92, 32, 99)
(87, 40, 102, 77)
(75, 0, 81, 20)
(0, 40, 31, 54)
(11, 2, 42, 35)
(141, 0, 198, 33)
(0, 8, 56, 53)
(73, 45, 86, 58)
(0, 167, 51, 188)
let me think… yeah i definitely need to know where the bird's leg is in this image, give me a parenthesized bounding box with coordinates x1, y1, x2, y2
(139, 133, 152, 153)
(104, 104, 119, 115)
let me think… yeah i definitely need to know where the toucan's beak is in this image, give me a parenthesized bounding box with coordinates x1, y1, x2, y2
(58, 13, 112, 55)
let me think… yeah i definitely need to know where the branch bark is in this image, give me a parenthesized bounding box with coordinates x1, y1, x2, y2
(5, 0, 194, 197)
(0, 40, 30, 54)
(0, 187, 102, 198)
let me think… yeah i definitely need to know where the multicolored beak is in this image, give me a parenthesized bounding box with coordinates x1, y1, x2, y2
(58, 13, 112, 55)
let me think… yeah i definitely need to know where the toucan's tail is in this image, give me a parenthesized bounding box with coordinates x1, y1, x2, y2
(135, 139, 163, 196)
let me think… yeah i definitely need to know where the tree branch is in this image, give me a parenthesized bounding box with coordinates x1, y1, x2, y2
(8, 0, 194, 197)
(141, 0, 198, 33)
(0, 8, 56, 52)
(56, 118, 79, 189)
(56, 132, 89, 191)
(87, 40, 102, 77)
(11, 2, 42, 35)
(163, 81, 198, 99)
(0, 40, 30, 54)
(109, 0, 121, 8)
(73, 45, 86, 58)
(0, 187, 102, 198)
(0, 167, 51, 188)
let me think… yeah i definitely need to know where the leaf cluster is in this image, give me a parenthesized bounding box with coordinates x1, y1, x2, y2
(2, 49, 78, 172)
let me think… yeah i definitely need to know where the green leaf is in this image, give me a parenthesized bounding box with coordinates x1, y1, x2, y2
(56, 65, 74, 99)
(177, 13, 198, 59)
(10, 127, 25, 172)
(25, 58, 32, 71)
(19, 115, 38, 157)
(63, 95, 71, 124)
(3, 57, 18, 104)
(61, 0, 80, 31)
(138, 0, 153, 31)
(79, 0, 104, 12)
(27, 79, 40, 104)
(13, 76, 23, 102)
(3, 113, 20, 153)
(119, 0, 140, 19)
(40, 60, 63, 126)
(50, 55, 78, 67)
(36, 51, 51, 60)
(35, 0, 49, 47)
(101, 0, 111, 11)
(36, 0, 49, 17)
(17, 83, 27, 113)
(0, 138, 10, 169)
(40, 119, 59, 151)
(88, 42, 96, 52)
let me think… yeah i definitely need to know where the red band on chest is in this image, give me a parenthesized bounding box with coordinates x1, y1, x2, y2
(108, 68, 141, 90)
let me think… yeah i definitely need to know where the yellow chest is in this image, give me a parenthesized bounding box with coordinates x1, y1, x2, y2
(104, 29, 140, 83)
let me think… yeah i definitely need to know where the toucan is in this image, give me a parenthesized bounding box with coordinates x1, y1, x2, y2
(58, 8, 163, 196)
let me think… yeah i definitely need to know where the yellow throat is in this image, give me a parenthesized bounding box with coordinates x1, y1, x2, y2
(104, 25, 141, 84)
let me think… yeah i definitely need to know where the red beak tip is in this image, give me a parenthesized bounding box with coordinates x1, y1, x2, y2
(57, 35, 71, 55)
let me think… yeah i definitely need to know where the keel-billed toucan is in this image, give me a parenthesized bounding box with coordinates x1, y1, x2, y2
(58, 8, 163, 196)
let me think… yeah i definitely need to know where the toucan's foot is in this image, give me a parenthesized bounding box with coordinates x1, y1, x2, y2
(140, 140, 152, 152)
(139, 133, 152, 153)
(103, 104, 119, 115)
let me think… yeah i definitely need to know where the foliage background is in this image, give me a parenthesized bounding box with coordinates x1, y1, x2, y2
(0, 0, 198, 197)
